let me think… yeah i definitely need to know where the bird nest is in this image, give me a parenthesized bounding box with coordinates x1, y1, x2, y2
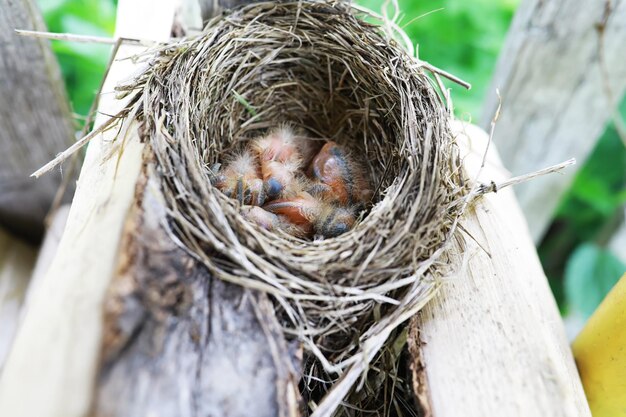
(117, 1, 468, 414)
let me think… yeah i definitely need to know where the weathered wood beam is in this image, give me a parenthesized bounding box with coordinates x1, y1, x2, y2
(0, 205, 67, 375)
(27, 205, 70, 292)
(0, 204, 69, 379)
(481, 0, 626, 242)
(411, 122, 591, 417)
(0, 0, 75, 243)
(0, 2, 176, 416)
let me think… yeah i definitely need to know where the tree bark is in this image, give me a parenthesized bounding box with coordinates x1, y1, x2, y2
(482, 0, 626, 242)
(95, 163, 300, 417)
(0, 0, 75, 243)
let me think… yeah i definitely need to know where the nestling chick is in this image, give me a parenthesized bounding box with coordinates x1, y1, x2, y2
(262, 190, 319, 237)
(240, 206, 307, 238)
(263, 189, 356, 239)
(213, 151, 265, 206)
(252, 126, 316, 199)
(314, 205, 356, 238)
(308, 141, 373, 206)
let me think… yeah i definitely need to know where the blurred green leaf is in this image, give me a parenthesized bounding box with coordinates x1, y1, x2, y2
(37, 0, 116, 121)
(565, 243, 626, 318)
(555, 120, 626, 238)
(357, 0, 518, 117)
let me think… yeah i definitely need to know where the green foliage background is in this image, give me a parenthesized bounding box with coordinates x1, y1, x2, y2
(38, 0, 116, 118)
(36, 0, 626, 322)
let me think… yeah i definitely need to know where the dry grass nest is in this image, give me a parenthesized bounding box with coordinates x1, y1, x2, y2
(118, 0, 468, 414)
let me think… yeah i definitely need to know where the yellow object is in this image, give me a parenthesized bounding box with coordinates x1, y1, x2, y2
(573, 273, 626, 417)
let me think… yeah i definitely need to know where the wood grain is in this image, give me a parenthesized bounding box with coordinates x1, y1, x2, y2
(482, 0, 626, 242)
(25, 205, 70, 304)
(0, 206, 67, 375)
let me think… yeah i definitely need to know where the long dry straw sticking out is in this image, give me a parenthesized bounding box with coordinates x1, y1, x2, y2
(31, 110, 125, 178)
(15, 29, 157, 46)
(351, 3, 471, 90)
(477, 158, 576, 194)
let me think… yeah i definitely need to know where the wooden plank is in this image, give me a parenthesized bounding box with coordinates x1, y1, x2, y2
(0, 206, 67, 375)
(411, 121, 591, 417)
(0, 229, 37, 373)
(481, 0, 626, 242)
(0, 0, 75, 242)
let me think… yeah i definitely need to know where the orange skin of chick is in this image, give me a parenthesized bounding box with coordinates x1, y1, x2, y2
(240, 206, 307, 237)
(264, 190, 356, 238)
(308, 141, 372, 206)
(263, 191, 319, 237)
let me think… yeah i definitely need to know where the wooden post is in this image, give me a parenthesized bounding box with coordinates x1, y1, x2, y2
(0, 0, 75, 242)
(482, 0, 626, 242)
(410, 122, 591, 417)
(0, 2, 298, 417)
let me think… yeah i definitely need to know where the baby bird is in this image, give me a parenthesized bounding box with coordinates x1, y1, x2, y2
(263, 189, 356, 239)
(262, 190, 319, 237)
(240, 206, 307, 238)
(213, 151, 265, 206)
(314, 206, 356, 238)
(252, 126, 315, 200)
(308, 141, 373, 206)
